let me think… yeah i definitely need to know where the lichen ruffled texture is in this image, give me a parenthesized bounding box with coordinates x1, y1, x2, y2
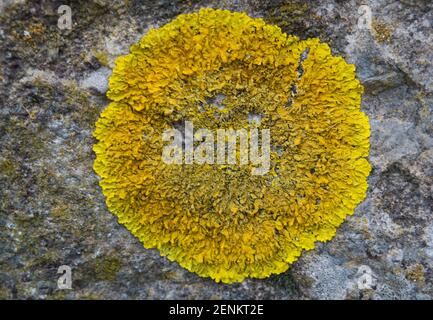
(93, 8, 371, 283)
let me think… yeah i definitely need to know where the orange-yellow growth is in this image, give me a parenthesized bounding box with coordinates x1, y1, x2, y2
(93, 8, 371, 283)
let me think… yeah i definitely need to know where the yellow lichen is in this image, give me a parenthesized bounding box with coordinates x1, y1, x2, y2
(93, 8, 371, 283)
(92, 49, 110, 67)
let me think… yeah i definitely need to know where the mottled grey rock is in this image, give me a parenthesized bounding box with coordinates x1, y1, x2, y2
(80, 67, 111, 94)
(0, 0, 432, 300)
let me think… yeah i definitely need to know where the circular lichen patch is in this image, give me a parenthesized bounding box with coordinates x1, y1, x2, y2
(93, 8, 371, 283)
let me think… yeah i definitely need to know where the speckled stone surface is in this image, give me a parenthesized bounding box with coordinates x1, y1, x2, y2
(0, 0, 432, 299)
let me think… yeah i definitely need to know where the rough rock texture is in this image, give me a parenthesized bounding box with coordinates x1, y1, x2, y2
(0, 0, 432, 299)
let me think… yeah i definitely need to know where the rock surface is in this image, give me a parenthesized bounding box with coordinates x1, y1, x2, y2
(0, 0, 432, 299)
